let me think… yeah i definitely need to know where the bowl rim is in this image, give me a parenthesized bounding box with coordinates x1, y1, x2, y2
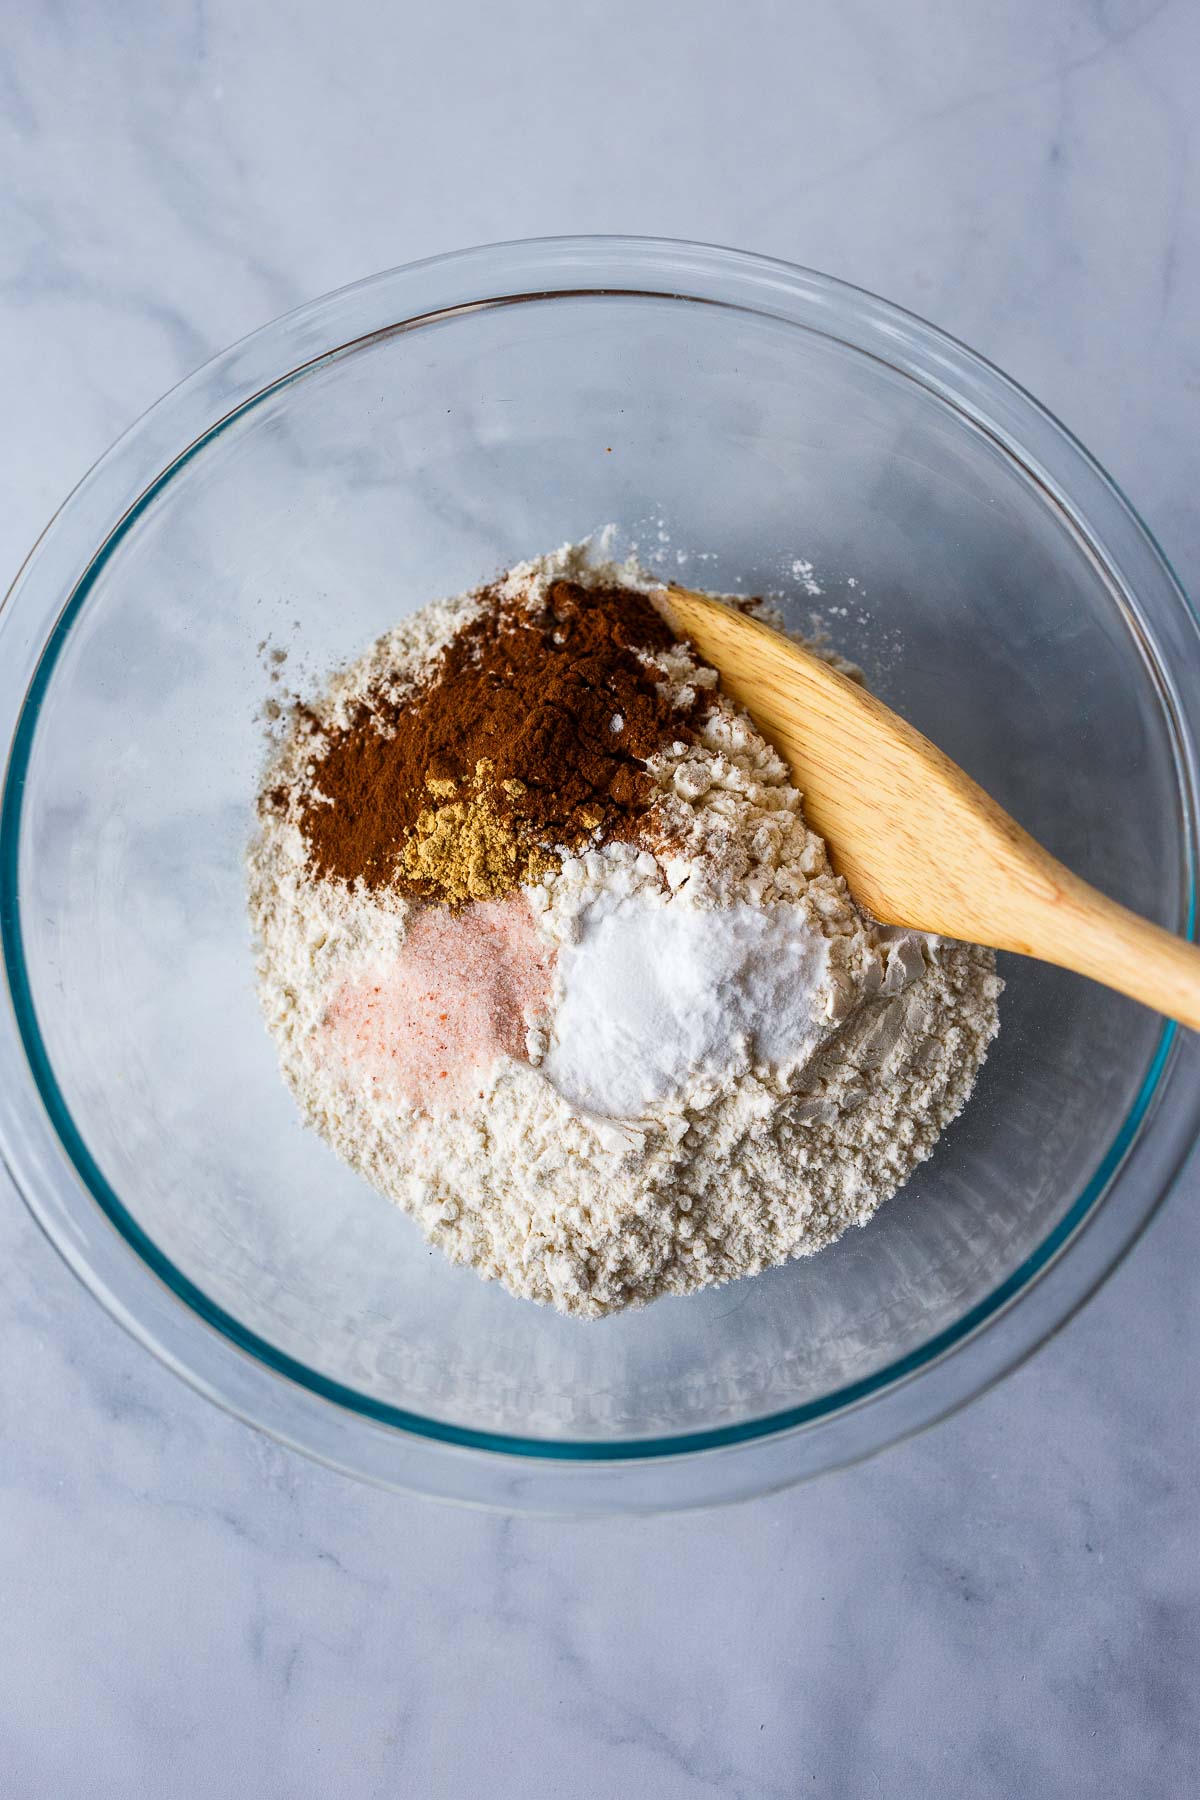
(2, 233, 1198, 1509)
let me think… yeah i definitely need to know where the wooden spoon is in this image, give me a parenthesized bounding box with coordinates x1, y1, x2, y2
(656, 583, 1200, 1029)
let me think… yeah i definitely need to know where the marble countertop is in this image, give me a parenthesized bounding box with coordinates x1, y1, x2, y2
(3, 3, 1198, 1793)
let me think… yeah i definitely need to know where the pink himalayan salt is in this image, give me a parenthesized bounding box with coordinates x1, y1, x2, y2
(325, 895, 556, 1111)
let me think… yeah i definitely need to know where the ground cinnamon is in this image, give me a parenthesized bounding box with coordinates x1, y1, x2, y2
(293, 579, 706, 901)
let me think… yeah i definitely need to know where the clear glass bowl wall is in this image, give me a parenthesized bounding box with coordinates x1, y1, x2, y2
(1, 239, 1197, 1512)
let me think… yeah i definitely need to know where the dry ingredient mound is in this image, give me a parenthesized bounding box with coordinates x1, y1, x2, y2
(248, 541, 1002, 1319)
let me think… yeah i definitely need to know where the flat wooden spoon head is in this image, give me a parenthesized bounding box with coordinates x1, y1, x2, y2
(656, 583, 1200, 1030)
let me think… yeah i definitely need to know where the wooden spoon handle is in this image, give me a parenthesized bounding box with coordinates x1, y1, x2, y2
(659, 582, 1200, 1029)
(997, 859, 1200, 1030)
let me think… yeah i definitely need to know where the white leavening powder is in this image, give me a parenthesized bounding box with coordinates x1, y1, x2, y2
(542, 893, 832, 1116)
(248, 539, 1002, 1318)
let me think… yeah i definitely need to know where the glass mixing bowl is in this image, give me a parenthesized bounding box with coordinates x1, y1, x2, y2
(2, 237, 1198, 1513)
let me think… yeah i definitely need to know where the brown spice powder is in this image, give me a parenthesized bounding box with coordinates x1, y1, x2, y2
(293, 578, 705, 902)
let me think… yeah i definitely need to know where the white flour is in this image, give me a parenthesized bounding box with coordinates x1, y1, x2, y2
(248, 541, 1002, 1318)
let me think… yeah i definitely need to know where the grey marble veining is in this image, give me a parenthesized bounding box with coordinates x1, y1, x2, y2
(2, 2, 1198, 1794)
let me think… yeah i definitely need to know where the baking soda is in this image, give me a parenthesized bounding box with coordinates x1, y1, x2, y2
(542, 891, 833, 1117)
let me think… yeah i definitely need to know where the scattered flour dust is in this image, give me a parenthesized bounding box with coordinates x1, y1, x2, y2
(248, 540, 1001, 1319)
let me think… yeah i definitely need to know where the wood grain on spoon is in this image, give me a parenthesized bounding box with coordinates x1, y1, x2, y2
(657, 583, 1200, 1030)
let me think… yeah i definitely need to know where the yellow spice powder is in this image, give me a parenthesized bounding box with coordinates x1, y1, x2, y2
(399, 764, 556, 906)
